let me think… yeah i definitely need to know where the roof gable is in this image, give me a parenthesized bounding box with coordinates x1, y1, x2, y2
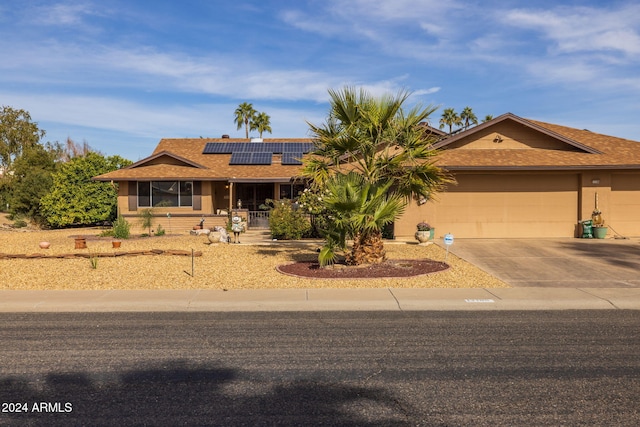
(432, 113, 601, 154)
(126, 151, 207, 170)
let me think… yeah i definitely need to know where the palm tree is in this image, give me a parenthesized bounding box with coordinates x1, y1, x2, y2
(303, 87, 452, 266)
(234, 102, 256, 139)
(439, 108, 461, 133)
(482, 114, 494, 123)
(251, 112, 272, 138)
(460, 106, 478, 130)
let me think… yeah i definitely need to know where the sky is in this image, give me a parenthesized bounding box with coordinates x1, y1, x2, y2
(1, 0, 639, 161)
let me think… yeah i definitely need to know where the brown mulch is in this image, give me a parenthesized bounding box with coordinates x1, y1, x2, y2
(277, 259, 449, 279)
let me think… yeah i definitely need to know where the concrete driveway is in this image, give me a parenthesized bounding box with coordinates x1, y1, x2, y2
(445, 238, 640, 288)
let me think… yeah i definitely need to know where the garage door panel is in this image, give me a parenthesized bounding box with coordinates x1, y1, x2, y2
(610, 174, 640, 236)
(434, 174, 578, 238)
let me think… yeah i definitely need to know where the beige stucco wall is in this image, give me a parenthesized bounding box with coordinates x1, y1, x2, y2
(115, 181, 229, 234)
(444, 121, 582, 151)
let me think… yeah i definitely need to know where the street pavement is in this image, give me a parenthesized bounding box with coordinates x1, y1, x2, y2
(2, 311, 639, 425)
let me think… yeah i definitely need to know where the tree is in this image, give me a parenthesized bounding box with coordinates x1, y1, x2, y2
(482, 114, 494, 123)
(460, 106, 478, 130)
(0, 106, 46, 169)
(234, 102, 257, 139)
(6, 144, 57, 223)
(251, 112, 272, 138)
(303, 87, 452, 266)
(438, 108, 461, 134)
(39, 152, 132, 228)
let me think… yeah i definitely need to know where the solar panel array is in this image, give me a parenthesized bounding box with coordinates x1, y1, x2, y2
(203, 141, 314, 165)
(203, 142, 314, 154)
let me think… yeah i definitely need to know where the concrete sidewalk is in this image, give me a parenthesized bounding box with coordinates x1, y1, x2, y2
(1, 287, 639, 312)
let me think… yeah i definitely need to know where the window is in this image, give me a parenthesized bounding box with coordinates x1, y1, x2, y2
(279, 183, 306, 200)
(137, 181, 194, 207)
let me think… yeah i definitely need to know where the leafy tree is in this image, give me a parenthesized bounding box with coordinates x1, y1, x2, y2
(438, 107, 461, 134)
(251, 112, 272, 138)
(39, 152, 132, 228)
(234, 102, 257, 139)
(460, 106, 478, 130)
(0, 106, 46, 169)
(6, 144, 57, 224)
(303, 87, 452, 266)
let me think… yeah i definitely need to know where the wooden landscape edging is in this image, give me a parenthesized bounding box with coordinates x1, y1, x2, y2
(0, 249, 203, 260)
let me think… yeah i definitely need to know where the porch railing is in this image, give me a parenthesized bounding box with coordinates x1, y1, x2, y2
(248, 211, 270, 229)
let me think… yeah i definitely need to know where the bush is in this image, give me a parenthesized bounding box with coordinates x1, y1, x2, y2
(154, 224, 165, 236)
(112, 216, 131, 239)
(268, 199, 311, 240)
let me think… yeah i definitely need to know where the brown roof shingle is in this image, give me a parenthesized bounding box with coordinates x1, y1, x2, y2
(94, 116, 640, 182)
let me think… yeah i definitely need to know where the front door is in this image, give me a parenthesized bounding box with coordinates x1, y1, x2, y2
(235, 183, 274, 211)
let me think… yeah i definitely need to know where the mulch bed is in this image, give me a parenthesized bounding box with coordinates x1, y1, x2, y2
(276, 259, 449, 279)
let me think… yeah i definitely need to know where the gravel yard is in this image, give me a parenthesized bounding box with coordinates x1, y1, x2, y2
(0, 220, 508, 290)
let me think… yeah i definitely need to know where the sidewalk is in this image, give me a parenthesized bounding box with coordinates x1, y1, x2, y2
(1, 287, 639, 312)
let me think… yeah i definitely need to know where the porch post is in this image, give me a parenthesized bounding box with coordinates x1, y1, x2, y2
(228, 181, 233, 212)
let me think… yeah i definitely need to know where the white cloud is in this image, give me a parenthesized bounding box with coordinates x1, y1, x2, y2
(505, 5, 640, 56)
(31, 1, 105, 27)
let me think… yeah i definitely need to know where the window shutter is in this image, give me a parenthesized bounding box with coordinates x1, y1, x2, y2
(193, 181, 202, 210)
(128, 182, 137, 211)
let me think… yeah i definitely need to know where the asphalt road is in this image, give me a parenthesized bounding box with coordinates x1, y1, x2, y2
(1, 311, 639, 426)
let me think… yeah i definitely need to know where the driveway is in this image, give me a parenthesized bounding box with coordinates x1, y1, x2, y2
(445, 238, 640, 288)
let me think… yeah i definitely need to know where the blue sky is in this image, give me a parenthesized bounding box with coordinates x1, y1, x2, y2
(1, 0, 639, 161)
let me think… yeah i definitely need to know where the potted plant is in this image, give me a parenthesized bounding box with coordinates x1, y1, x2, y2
(415, 222, 434, 244)
(591, 208, 608, 239)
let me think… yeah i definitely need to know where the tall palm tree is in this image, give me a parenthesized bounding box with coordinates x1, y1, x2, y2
(439, 108, 461, 134)
(303, 87, 452, 266)
(460, 106, 478, 130)
(234, 102, 256, 139)
(251, 112, 272, 138)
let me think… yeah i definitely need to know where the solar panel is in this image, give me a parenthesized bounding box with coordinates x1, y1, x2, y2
(229, 151, 273, 165)
(282, 152, 304, 165)
(251, 152, 273, 164)
(203, 142, 228, 154)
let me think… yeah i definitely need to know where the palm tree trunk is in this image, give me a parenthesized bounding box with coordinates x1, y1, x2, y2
(346, 230, 386, 265)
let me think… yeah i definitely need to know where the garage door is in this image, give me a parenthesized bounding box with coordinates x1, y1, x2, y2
(610, 173, 640, 237)
(431, 173, 579, 238)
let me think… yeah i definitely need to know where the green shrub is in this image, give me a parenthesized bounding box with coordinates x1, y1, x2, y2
(268, 199, 311, 240)
(13, 219, 27, 228)
(112, 216, 131, 239)
(154, 224, 165, 236)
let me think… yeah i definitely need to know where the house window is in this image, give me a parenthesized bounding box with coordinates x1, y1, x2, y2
(137, 181, 193, 207)
(279, 183, 306, 200)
